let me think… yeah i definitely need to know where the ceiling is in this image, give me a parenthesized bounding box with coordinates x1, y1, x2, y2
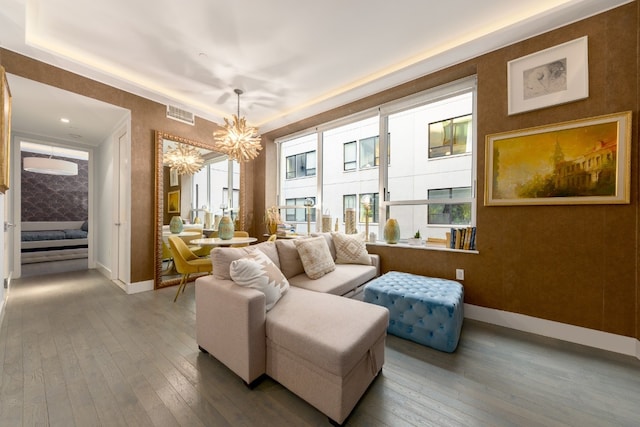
(0, 0, 631, 144)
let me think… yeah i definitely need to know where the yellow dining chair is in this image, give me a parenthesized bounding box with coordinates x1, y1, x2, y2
(267, 234, 277, 242)
(168, 235, 213, 302)
(230, 231, 250, 247)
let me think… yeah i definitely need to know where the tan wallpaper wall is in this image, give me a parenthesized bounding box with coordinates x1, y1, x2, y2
(261, 3, 639, 339)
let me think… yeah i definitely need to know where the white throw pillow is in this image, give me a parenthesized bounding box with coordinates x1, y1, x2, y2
(293, 236, 336, 280)
(332, 232, 371, 265)
(230, 250, 289, 311)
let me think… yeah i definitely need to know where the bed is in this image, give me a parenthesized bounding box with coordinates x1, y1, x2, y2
(21, 221, 88, 264)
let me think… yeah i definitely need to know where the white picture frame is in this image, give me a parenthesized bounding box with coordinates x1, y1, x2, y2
(508, 36, 588, 115)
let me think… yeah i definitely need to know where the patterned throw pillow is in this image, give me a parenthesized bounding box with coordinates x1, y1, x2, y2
(230, 250, 289, 311)
(293, 236, 336, 280)
(332, 232, 371, 265)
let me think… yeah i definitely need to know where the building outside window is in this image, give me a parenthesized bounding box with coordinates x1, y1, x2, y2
(286, 150, 316, 179)
(278, 77, 476, 243)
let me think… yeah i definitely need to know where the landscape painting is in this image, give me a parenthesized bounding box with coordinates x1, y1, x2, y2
(485, 111, 631, 206)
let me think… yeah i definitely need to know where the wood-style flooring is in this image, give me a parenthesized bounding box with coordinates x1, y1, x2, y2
(1, 269, 639, 426)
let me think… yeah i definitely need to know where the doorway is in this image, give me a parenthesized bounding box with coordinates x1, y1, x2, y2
(19, 141, 90, 277)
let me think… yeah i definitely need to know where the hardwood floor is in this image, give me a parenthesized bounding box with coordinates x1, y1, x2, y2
(1, 270, 639, 426)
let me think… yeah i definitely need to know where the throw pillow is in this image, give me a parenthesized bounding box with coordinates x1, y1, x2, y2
(332, 232, 371, 265)
(210, 241, 280, 280)
(230, 250, 289, 311)
(275, 239, 305, 278)
(311, 232, 337, 260)
(293, 236, 335, 280)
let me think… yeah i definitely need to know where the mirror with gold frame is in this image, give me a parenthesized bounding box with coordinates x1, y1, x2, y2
(155, 131, 243, 289)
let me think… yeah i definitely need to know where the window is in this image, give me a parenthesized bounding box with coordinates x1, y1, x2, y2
(359, 136, 379, 168)
(344, 142, 356, 171)
(286, 150, 316, 179)
(343, 194, 356, 222)
(359, 193, 379, 223)
(278, 76, 476, 244)
(427, 187, 471, 225)
(428, 114, 471, 158)
(285, 197, 316, 222)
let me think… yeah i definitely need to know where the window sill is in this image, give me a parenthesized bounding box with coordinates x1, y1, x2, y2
(366, 240, 478, 254)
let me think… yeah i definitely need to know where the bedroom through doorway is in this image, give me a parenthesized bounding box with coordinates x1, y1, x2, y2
(19, 141, 89, 278)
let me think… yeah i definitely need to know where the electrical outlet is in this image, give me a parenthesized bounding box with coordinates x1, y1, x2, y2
(456, 269, 464, 280)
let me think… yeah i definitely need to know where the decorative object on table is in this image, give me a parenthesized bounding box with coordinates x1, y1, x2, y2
(369, 232, 376, 242)
(449, 226, 477, 250)
(264, 206, 281, 235)
(304, 198, 315, 235)
(205, 210, 213, 229)
(362, 195, 371, 242)
(164, 143, 204, 175)
(322, 213, 332, 232)
(508, 36, 588, 115)
(408, 230, 423, 246)
(383, 218, 400, 244)
(213, 89, 262, 162)
(485, 110, 631, 206)
(167, 190, 180, 213)
(169, 216, 184, 234)
(345, 208, 356, 234)
(334, 218, 339, 232)
(218, 216, 235, 240)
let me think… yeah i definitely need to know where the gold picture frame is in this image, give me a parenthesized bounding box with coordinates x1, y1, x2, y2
(0, 66, 12, 193)
(485, 111, 632, 206)
(167, 190, 180, 213)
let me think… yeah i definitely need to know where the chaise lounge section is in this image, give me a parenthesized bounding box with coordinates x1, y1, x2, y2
(196, 234, 389, 424)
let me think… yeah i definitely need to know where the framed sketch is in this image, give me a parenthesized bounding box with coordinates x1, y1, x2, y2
(167, 190, 180, 213)
(508, 36, 588, 115)
(485, 111, 631, 206)
(0, 66, 11, 193)
(169, 168, 178, 187)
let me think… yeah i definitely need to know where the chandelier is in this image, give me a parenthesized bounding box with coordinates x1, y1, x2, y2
(24, 156, 78, 175)
(164, 143, 204, 175)
(213, 89, 262, 162)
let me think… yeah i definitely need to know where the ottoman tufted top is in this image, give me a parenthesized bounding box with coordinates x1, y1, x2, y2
(365, 271, 463, 305)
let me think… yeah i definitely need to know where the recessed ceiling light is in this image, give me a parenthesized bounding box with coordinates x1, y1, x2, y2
(60, 118, 70, 123)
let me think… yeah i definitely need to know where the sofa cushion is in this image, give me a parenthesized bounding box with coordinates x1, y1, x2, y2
(211, 241, 280, 280)
(230, 250, 289, 311)
(288, 263, 377, 296)
(275, 239, 305, 278)
(293, 236, 335, 280)
(332, 232, 371, 265)
(266, 287, 389, 377)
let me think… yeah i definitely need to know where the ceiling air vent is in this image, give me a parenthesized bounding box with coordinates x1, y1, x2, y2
(166, 105, 195, 125)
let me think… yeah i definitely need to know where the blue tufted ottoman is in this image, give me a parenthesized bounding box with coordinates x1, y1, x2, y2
(363, 271, 464, 352)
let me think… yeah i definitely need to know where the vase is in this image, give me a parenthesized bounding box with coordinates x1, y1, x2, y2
(218, 216, 234, 240)
(383, 218, 400, 244)
(169, 216, 183, 234)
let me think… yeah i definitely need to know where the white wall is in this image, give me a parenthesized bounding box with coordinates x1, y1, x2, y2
(96, 136, 114, 275)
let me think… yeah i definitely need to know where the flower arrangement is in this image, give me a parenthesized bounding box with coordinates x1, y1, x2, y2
(264, 206, 282, 234)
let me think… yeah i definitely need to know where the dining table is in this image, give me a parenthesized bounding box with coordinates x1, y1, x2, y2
(189, 236, 257, 248)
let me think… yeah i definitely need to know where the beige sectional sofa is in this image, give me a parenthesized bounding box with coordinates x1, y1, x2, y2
(195, 234, 389, 424)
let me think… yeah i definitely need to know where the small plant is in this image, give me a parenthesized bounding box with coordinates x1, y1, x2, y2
(414, 230, 421, 239)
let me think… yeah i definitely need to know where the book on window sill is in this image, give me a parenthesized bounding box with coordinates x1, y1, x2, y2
(449, 226, 476, 251)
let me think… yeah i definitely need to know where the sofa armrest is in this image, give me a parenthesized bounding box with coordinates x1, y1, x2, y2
(195, 275, 267, 384)
(369, 254, 381, 277)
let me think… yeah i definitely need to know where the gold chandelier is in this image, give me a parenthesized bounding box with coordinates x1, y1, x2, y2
(214, 89, 262, 162)
(164, 143, 204, 175)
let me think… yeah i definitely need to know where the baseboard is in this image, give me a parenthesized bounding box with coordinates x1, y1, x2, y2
(125, 280, 154, 294)
(464, 304, 639, 359)
(95, 261, 111, 279)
